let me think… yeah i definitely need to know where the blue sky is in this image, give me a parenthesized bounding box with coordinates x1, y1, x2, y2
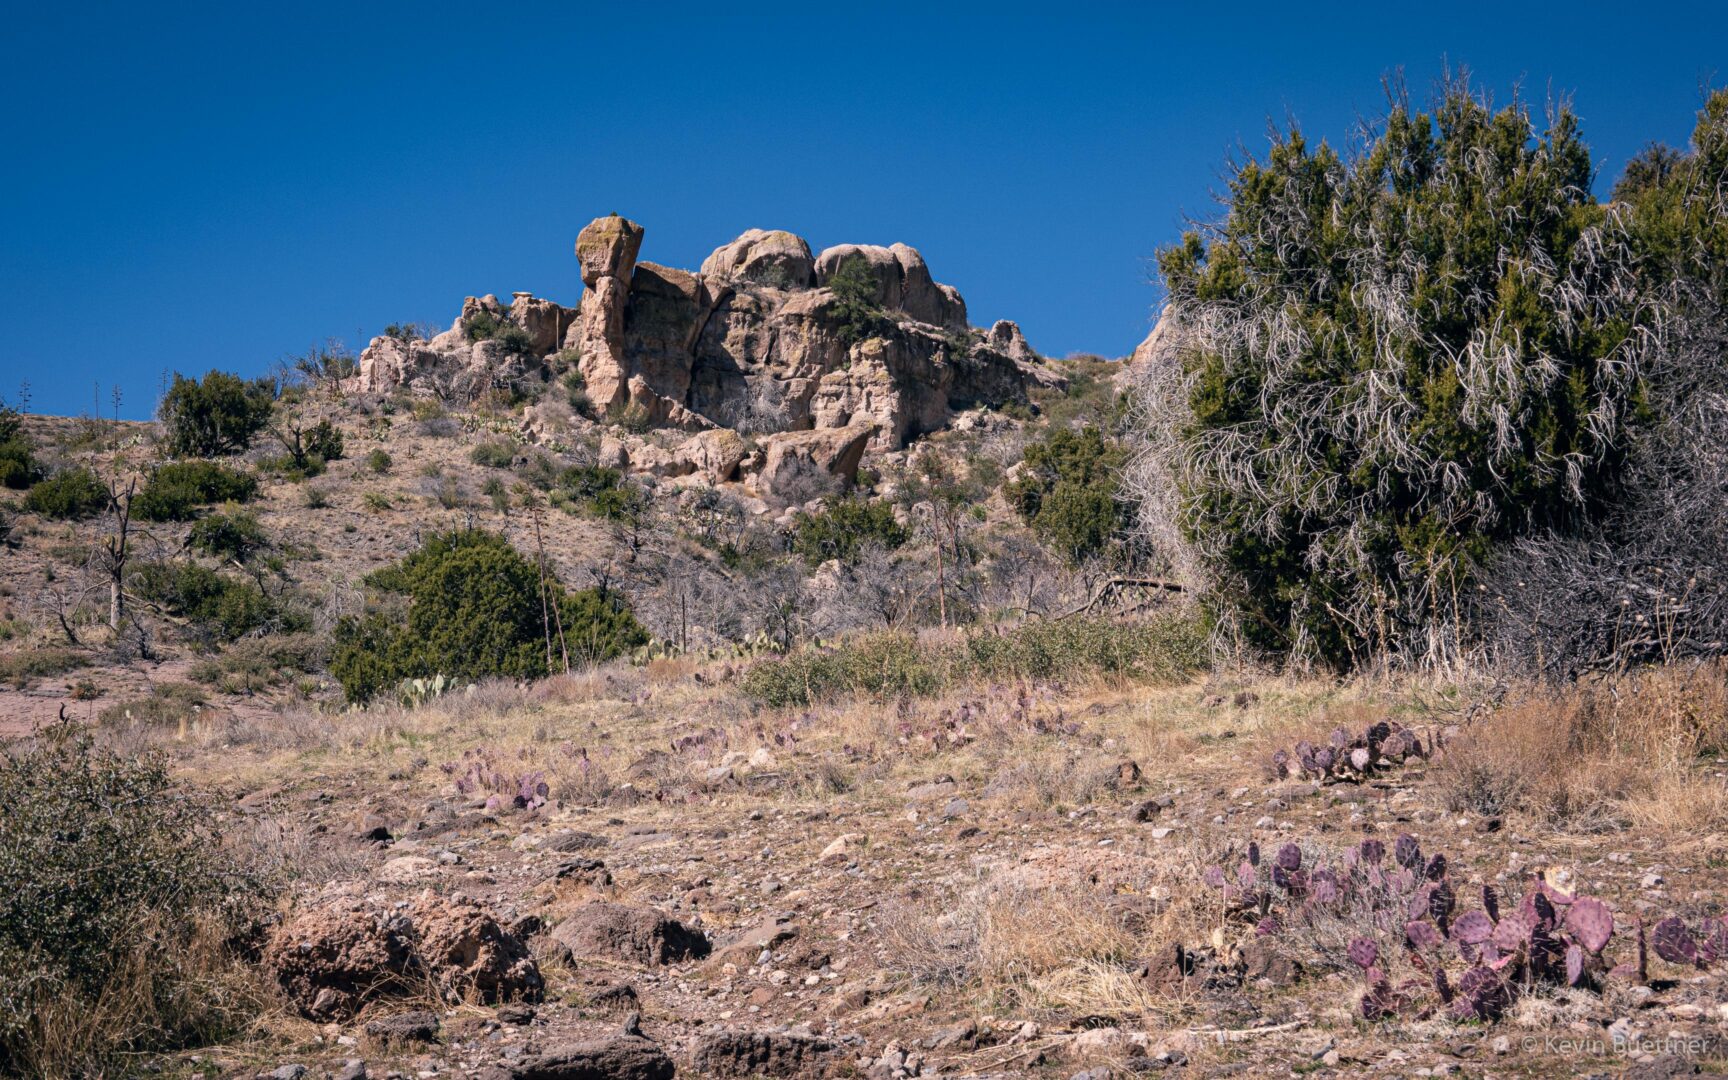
(3, 2, 1723, 418)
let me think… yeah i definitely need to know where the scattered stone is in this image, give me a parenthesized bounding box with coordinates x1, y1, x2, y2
(715, 916, 801, 965)
(269, 1067, 306, 1080)
(498, 1003, 538, 1025)
(820, 834, 862, 863)
(336, 1061, 367, 1080)
(548, 902, 710, 965)
(588, 983, 640, 1012)
(364, 1010, 440, 1046)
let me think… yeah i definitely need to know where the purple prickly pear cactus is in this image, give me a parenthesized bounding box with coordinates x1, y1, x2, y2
(1394, 834, 1421, 869)
(1359, 838, 1385, 865)
(1564, 943, 1587, 987)
(1254, 915, 1281, 936)
(1564, 897, 1614, 954)
(1314, 746, 1336, 771)
(1405, 919, 1441, 952)
(1348, 937, 1379, 970)
(1480, 885, 1500, 923)
(1237, 861, 1256, 889)
(1451, 910, 1494, 946)
(1247, 840, 1261, 867)
(1274, 843, 1302, 872)
(1702, 917, 1728, 964)
(1329, 726, 1350, 749)
(1203, 865, 1227, 889)
(1651, 917, 1700, 967)
(1349, 748, 1371, 772)
(1424, 853, 1447, 881)
(1489, 911, 1532, 954)
(1433, 965, 1453, 1003)
(1454, 965, 1511, 1021)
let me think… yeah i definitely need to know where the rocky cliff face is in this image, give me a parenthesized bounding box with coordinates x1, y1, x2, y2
(352, 215, 1058, 456)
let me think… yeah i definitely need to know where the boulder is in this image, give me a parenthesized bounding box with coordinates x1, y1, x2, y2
(411, 893, 544, 1005)
(263, 902, 419, 1020)
(890, 243, 965, 330)
(548, 901, 711, 966)
(985, 320, 1039, 365)
(505, 1035, 675, 1080)
(263, 895, 541, 1020)
(625, 261, 715, 403)
(701, 229, 815, 288)
(755, 424, 875, 505)
(691, 1029, 841, 1079)
(575, 214, 645, 285)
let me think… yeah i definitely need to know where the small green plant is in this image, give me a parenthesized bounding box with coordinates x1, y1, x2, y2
(826, 254, 892, 346)
(791, 497, 908, 565)
(186, 508, 267, 562)
(615, 404, 651, 434)
(131, 561, 299, 642)
(366, 448, 393, 474)
(470, 441, 517, 468)
(133, 461, 257, 522)
(0, 407, 39, 490)
(553, 465, 643, 522)
(363, 491, 393, 513)
(23, 467, 108, 520)
(0, 648, 89, 689)
(0, 722, 269, 1077)
(302, 487, 331, 510)
(158, 371, 275, 458)
(482, 475, 510, 513)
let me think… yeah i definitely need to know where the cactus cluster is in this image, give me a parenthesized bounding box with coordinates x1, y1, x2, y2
(398, 673, 465, 708)
(442, 748, 551, 812)
(630, 629, 792, 666)
(1269, 719, 1425, 783)
(1204, 835, 1726, 1024)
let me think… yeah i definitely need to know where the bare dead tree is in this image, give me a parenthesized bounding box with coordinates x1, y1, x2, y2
(98, 475, 138, 631)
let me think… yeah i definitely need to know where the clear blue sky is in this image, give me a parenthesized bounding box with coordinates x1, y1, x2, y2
(3, 2, 1723, 418)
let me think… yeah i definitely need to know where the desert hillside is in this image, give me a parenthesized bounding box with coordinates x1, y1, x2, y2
(4, 80, 1728, 1080)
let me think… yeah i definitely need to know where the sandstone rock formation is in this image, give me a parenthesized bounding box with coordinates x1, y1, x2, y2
(350, 216, 1057, 463)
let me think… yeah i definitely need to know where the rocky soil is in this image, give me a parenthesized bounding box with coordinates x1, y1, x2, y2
(142, 671, 1728, 1080)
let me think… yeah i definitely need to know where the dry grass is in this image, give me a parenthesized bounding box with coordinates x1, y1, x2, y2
(880, 846, 1209, 1024)
(1435, 661, 1728, 834)
(4, 920, 276, 1080)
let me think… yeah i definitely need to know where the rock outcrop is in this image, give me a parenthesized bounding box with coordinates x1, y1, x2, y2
(350, 216, 1056, 463)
